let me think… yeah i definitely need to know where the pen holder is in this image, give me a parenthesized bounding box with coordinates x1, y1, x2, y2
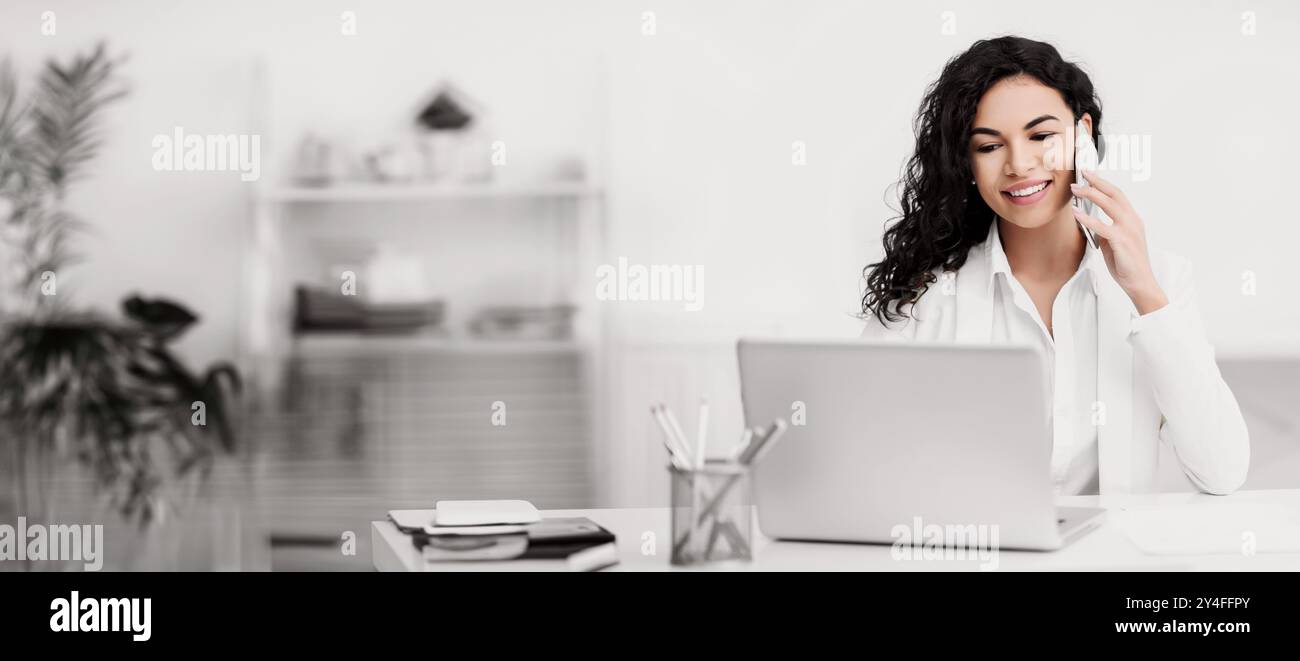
(669, 461, 753, 566)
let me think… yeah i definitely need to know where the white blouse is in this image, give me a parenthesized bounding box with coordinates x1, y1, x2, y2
(993, 221, 1101, 495)
(862, 220, 1251, 496)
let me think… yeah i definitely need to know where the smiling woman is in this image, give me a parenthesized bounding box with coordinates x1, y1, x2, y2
(862, 36, 1105, 325)
(860, 36, 1250, 497)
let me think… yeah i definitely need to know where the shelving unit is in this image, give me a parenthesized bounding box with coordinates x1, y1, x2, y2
(243, 182, 607, 393)
(238, 60, 611, 397)
(290, 333, 585, 357)
(240, 178, 608, 558)
(237, 59, 612, 555)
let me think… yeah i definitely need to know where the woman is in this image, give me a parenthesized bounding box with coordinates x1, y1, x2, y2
(860, 36, 1248, 496)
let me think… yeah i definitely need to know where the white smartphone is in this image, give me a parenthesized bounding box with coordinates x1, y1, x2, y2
(1073, 120, 1101, 250)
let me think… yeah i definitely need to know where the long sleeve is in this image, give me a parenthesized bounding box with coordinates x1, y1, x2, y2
(1127, 257, 1250, 495)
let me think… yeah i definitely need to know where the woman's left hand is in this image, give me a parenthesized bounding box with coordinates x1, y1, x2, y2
(1070, 170, 1169, 314)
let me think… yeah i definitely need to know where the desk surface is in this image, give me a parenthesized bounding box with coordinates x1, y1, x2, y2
(372, 489, 1300, 571)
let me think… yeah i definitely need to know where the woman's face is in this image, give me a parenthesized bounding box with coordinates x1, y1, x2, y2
(969, 75, 1091, 230)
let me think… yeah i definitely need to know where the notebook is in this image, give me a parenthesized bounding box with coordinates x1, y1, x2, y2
(387, 511, 620, 571)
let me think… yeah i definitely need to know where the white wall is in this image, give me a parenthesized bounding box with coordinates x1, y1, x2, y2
(3, 0, 1296, 506)
(598, 0, 1300, 355)
(6, 0, 1296, 361)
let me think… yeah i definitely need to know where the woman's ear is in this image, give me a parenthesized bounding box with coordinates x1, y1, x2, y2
(1079, 112, 1094, 139)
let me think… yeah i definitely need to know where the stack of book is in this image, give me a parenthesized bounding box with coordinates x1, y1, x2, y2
(387, 506, 619, 572)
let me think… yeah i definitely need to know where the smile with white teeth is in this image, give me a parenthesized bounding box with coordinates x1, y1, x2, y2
(1007, 181, 1048, 197)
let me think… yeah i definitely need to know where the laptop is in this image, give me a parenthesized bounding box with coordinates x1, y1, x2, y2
(738, 338, 1105, 551)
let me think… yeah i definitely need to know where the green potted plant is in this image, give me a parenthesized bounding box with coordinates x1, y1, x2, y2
(0, 44, 241, 556)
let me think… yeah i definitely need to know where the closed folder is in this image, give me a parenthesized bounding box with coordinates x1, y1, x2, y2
(411, 517, 615, 562)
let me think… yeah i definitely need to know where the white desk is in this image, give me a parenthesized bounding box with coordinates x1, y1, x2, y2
(372, 488, 1300, 571)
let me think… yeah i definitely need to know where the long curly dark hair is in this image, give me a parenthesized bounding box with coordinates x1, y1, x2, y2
(862, 36, 1104, 325)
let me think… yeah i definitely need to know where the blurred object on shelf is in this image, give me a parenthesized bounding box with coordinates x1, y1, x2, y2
(414, 82, 493, 183)
(294, 286, 364, 331)
(469, 304, 576, 340)
(294, 285, 445, 333)
(312, 240, 368, 296)
(290, 132, 342, 187)
(416, 132, 456, 182)
(415, 83, 481, 130)
(282, 81, 593, 188)
(421, 126, 494, 183)
(363, 300, 446, 333)
(363, 244, 429, 304)
(360, 141, 420, 183)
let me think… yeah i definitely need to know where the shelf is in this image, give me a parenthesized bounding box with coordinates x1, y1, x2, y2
(291, 333, 585, 357)
(262, 181, 600, 203)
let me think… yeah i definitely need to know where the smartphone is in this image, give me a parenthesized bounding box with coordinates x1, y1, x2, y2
(1073, 120, 1101, 250)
